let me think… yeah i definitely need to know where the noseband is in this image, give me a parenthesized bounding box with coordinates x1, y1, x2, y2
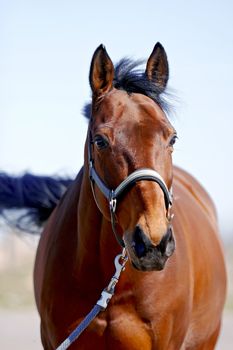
(88, 133, 173, 247)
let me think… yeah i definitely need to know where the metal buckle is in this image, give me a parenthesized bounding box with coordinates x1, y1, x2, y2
(97, 249, 128, 309)
(109, 191, 117, 213)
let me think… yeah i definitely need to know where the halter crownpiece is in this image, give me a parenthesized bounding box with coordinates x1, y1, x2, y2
(88, 132, 173, 247)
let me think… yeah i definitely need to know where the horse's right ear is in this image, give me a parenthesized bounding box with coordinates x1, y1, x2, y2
(89, 44, 114, 97)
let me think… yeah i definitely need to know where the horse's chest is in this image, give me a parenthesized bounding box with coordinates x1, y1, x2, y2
(74, 300, 188, 350)
(84, 308, 153, 350)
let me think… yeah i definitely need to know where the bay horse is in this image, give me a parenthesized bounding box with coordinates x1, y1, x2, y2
(33, 43, 226, 349)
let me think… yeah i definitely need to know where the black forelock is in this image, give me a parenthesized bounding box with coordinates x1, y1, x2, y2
(83, 57, 172, 119)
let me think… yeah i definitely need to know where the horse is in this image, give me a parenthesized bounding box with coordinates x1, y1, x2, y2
(1, 42, 226, 349)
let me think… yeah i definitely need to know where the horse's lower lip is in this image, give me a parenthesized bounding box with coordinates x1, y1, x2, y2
(131, 258, 166, 272)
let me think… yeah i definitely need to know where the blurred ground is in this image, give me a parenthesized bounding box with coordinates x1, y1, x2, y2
(0, 231, 232, 349)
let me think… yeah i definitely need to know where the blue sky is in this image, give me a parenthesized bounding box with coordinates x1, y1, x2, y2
(1, 0, 233, 235)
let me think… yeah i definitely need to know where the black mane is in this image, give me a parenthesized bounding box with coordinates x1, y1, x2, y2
(83, 57, 172, 119)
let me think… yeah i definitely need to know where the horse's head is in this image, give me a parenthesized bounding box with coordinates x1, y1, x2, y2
(86, 43, 176, 271)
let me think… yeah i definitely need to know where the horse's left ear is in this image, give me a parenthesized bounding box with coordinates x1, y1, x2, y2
(89, 44, 114, 97)
(145, 42, 169, 92)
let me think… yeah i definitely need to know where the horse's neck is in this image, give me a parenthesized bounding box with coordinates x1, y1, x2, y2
(75, 168, 121, 288)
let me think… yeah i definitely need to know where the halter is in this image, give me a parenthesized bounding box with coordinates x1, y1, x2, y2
(88, 132, 173, 247)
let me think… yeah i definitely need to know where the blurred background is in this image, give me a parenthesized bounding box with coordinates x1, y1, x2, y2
(0, 0, 232, 348)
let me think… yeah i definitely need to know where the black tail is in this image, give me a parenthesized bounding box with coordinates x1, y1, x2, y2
(0, 172, 73, 233)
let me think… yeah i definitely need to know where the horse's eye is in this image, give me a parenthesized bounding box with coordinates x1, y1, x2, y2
(169, 135, 178, 147)
(94, 135, 109, 150)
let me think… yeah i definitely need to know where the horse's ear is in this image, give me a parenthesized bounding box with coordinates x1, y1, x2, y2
(89, 44, 114, 97)
(145, 42, 169, 92)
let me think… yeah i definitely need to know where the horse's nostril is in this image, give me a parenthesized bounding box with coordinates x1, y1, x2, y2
(157, 229, 168, 254)
(132, 226, 149, 258)
(134, 241, 146, 258)
(156, 227, 175, 256)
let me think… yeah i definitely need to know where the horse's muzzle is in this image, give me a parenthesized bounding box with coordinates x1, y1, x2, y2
(130, 225, 175, 271)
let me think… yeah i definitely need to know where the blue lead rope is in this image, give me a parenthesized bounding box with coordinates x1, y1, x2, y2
(55, 250, 128, 350)
(56, 304, 103, 350)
